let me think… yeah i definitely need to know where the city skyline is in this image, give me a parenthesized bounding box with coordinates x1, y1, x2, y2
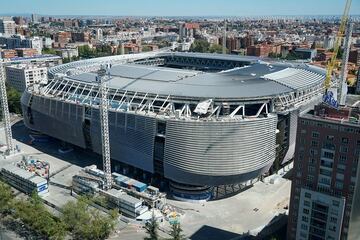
(1, 0, 360, 17)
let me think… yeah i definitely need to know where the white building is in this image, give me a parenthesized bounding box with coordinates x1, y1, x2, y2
(96, 28, 103, 41)
(0, 18, 16, 36)
(42, 37, 53, 49)
(5, 64, 48, 92)
(30, 37, 43, 54)
(57, 48, 79, 59)
(323, 35, 335, 50)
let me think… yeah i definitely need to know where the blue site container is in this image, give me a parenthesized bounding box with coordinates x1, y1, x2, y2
(132, 180, 147, 192)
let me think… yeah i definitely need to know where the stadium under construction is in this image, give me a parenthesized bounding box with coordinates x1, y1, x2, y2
(21, 51, 327, 201)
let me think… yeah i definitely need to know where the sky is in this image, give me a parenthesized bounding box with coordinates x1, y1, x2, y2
(0, 0, 359, 16)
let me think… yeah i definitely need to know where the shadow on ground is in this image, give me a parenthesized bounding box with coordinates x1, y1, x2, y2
(11, 119, 102, 169)
(189, 225, 251, 240)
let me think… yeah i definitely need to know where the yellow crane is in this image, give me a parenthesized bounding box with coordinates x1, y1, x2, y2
(324, 0, 352, 91)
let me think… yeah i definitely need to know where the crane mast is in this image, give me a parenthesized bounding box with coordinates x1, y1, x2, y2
(0, 63, 14, 155)
(324, 0, 352, 91)
(97, 65, 112, 190)
(338, 22, 353, 105)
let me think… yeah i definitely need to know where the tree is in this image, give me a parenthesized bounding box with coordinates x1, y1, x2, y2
(144, 212, 159, 240)
(0, 181, 13, 214)
(6, 84, 22, 115)
(169, 223, 186, 240)
(190, 40, 210, 53)
(61, 196, 118, 240)
(208, 44, 223, 54)
(142, 46, 152, 52)
(42, 47, 57, 55)
(14, 192, 66, 239)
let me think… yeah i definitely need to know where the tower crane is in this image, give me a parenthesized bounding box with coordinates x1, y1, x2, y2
(97, 65, 112, 190)
(323, 0, 352, 104)
(0, 63, 14, 155)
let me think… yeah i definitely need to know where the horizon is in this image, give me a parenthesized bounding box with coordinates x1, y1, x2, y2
(0, 0, 359, 17)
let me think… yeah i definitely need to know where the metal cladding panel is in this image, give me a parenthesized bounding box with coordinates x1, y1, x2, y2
(282, 110, 299, 164)
(90, 110, 156, 173)
(21, 93, 86, 148)
(164, 115, 277, 186)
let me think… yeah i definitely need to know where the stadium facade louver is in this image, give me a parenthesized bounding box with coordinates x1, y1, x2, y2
(21, 51, 327, 201)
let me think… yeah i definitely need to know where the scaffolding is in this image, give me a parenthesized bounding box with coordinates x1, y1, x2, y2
(97, 65, 112, 190)
(0, 63, 14, 155)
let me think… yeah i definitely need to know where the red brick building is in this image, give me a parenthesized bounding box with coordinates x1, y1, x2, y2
(287, 103, 360, 240)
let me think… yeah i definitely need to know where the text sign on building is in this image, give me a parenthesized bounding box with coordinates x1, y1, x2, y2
(323, 91, 338, 109)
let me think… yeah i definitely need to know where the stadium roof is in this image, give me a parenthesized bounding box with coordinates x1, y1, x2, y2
(67, 61, 325, 99)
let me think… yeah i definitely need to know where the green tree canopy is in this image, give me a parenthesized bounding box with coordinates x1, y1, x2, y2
(6, 84, 22, 115)
(209, 44, 223, 54)
(144, 212, 159, 240)
(0, 181, 14, 214)
(42, 47, 57, 55)
(61, 196, 118, 240)
(169, 223, 186, 240)
(190, 40, 210, 53)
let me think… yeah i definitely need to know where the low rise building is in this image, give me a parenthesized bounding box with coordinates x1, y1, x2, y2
(5, 64, 48, 92)
(294, 48, 317, 60)
(15, 48, 38, 57)
(247, 44, 271, 57)
(56, 48, 79, 59)
(1, 49, 17, 59)
(1, 164, 49, 196)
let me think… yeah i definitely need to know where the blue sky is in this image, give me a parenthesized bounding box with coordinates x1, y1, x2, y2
(1, 0, 359, 16)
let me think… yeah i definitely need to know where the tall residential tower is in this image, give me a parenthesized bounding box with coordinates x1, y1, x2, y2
(287, 103, 360, 240)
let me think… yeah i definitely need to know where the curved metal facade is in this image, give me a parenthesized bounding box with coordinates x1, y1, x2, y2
(164, 116, 277, 185)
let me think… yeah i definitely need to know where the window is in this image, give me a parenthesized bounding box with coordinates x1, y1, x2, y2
(342, 137, 349, 144)
(301, 224, 308, 230)
(304, 200, 310, 207)
(303, 208, 309, 214)
(302, 216, 309, 223)
(330, 217, 337, 223)
(309, 158, 316, 165)
(327, 135, 334, 140)
(339, 155, 347, 163)
(340, 146, 348, 153)
(307, 175, 314, 182)
(322, 151, 334, 159)
(310, 149, 318, 156)
(319, 168, 332, 176)
(311, 140, 318, 147)
(332, 200, 340, 207)
(336, 173, 344, 181)
(305, 192, 311, 198)
(335, 181, 343, 189)
(312, 131, 320, 138)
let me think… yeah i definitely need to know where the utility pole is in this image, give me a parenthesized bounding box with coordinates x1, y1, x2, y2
(97, 65, 112, 190)
(0, 63, 14, 155)
(338, 22, 353, 106)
